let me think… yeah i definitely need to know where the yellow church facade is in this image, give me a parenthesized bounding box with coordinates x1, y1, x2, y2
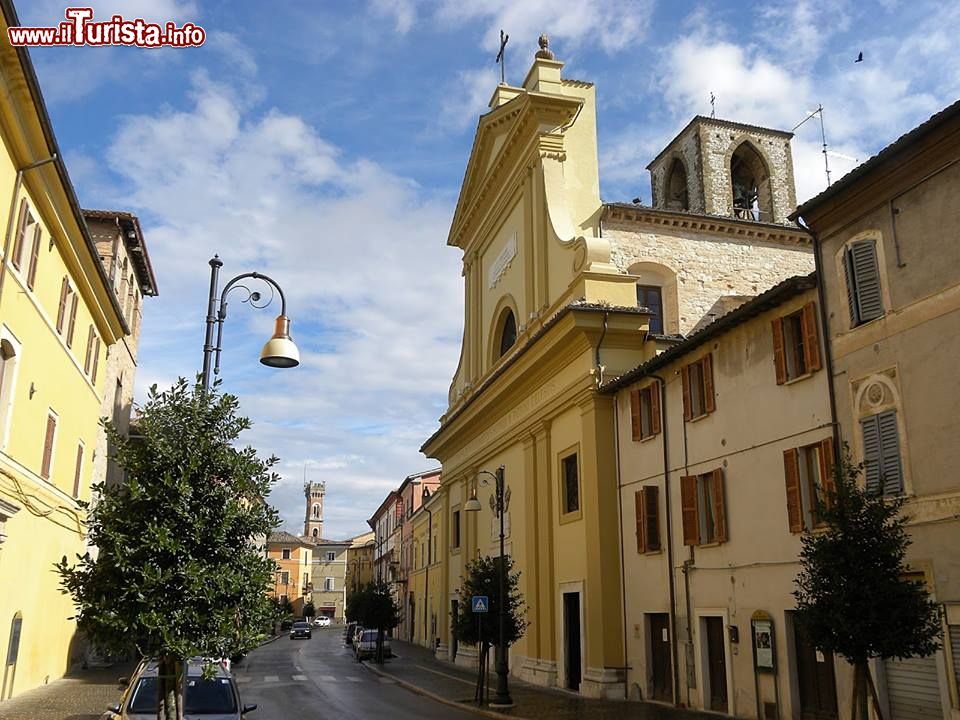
(420, 40, 813, 699)
(0, 7, 128, 700)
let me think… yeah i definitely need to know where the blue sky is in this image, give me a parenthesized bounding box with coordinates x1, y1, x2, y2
(19, 0, 960, 539)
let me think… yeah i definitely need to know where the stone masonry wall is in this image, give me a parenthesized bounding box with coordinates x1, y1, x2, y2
(606, 223, 814, 335)
(649, 126, 704, 213)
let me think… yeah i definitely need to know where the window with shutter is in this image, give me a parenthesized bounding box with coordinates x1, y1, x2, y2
(860, 411, 902, 496)
(844, 240, 884, 326)
(801, 302, 821, 372)
(40, 413, 57, 479)
(818, 437, 835, 506)
(561, 452, 580, 514)
(710, 469, 726, 542)
(630, 389, 642, 441)
(11, 199, 28, 269)
(633, 383, 661, 440)
(56, 277, 69, 333)
(66, 295, 78, 348)
(650, 381, 661, 435)
(635, 490, 645, 553)
(681, 365, 692, 420)
(680, 476, 698, 545)
(771, 317, 787, 385)
(684, 356, 715, 419)
(91, 337, 101, 384)
(783, 448, 803, 533)
(644, 485, 660, 551)
(84, 325, 94, 374)
(72, 443, 84, 498)
(26, 226, 41, 290)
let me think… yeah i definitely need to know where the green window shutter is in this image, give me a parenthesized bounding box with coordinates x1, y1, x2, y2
(849, 241, 883, 324)
(861, 414, 882, 494)
(877, 410, 903, 495)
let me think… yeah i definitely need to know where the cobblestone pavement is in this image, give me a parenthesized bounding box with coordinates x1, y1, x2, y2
(0, 662, 135, 720)
(367, 640, 718, 720)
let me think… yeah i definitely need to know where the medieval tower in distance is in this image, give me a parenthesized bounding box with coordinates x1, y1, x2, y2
(304, 480, 325, 540)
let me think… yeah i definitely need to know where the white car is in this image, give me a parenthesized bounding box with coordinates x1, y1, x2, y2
(313, 616, 331, 627)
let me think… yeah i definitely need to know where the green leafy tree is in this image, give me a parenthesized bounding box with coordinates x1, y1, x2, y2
(57, 379, 279, 720)
(303, 601, 315, 619)
(454, 556, 528, 704)
(348, 581, 400, 663)
(793, 448, 941, 720)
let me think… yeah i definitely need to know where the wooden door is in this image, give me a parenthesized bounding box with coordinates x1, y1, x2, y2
(794, 623, 838, 719)
(649, 614, 673, 701)
(704, 617, 728, 713)
(563, 592, 581, 691)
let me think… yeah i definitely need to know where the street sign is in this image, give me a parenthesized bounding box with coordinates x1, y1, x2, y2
(471, 595, 489, 613)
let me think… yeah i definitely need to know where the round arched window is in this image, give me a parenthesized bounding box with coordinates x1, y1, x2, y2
(498, 309, 517, 358)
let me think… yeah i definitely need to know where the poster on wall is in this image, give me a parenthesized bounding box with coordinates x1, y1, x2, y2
(753, 619, 774, 669)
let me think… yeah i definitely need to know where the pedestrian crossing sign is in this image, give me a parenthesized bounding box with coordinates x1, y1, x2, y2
(471, 595, 489, 613)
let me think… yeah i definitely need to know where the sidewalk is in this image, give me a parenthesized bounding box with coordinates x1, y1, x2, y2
(0, 661, 135, 720)
(365, 640, 717, 720)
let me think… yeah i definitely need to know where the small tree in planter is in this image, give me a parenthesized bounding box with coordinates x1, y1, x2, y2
(454, 556, 528, 705)
(303, 601, 316, 621)
(793, 447, 941, 720)
(57, 380, 279, 720)
(349, 581, 400, 663)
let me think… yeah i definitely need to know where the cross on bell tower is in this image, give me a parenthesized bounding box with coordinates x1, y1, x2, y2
(304, 480, 325, 540)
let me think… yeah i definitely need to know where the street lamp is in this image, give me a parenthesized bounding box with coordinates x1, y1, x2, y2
(200, 255, 299, 392)
(465, 465, 513, 707)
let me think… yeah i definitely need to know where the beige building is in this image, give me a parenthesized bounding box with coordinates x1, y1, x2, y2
(345, 531, 374, 596)
(83, 210, 157, 488)
(311, 539, 348, 622)
(605, 274, 841, 717)
(794, 99, 960, 720)
(420, 39, 813, 698)
(408, 487, 444, 650)
(266, 531, 313, 616)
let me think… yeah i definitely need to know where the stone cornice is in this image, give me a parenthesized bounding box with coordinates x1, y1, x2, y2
(603, 203, 810, 246)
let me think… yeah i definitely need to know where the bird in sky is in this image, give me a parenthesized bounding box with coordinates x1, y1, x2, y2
(855, 51, 864, 62)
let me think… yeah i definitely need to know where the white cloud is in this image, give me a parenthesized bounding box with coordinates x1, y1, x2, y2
(436, 67, 499, 133)
(108, 73, 463, 539)
(208, 31, 257, 75)
(369, 0, 417, 34)
(23, 0, 200, 25)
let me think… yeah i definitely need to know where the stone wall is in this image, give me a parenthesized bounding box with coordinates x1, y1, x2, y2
(606, 221, 814, 335)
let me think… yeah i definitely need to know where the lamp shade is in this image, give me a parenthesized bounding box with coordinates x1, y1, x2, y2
(260, 314, 300, 369)
(464, 491, 482, 513)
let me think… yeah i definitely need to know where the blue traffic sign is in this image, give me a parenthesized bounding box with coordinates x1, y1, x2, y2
(471, 595, 489, 613)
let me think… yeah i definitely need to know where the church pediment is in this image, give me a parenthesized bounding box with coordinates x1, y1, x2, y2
(448, 91, 582, 251)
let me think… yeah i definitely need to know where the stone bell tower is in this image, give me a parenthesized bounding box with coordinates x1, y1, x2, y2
(303, 481, 325, 540)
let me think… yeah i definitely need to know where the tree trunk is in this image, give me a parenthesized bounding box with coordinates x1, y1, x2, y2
(851, 661, 870, 720)
(866, 664, 885, 720)
(157, 655, 184, 720)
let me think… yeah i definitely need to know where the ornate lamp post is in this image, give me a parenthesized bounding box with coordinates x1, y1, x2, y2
(464, 465, 513, 707)
(200, 255, 299, 391)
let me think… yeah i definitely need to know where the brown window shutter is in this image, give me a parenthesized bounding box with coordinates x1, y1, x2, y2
(681, 365, 692, 421)
(771, 317, 787, 385)
(630, 389, 642, 441)
(635, 490, 645, 553)
(801, 301, 822, 372)
(712, 468, 726, 542)
(91, 337, 101, 384)
(783, 448, 803, 533)
(703, 354, 716, 414)
(66, 295, 78, 348)
(84, 325, 94, 374)
(26, 226, 41, 289)
(56, 277, 69, 333)
(819, 437, 836, 507)
(41, 414, 56, 479)
(72, 444, 84, 498)
(681, 475, 698, 545)
(11, 199, 27, 269)
(644, 485, 660, 551)
(650, 381, 661, 435)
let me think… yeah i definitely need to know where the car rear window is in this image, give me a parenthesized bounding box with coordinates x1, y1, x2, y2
(127, 676, 238, 714)
(293, 622, 310, 629)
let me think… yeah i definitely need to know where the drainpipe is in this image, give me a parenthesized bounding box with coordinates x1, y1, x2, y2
(680, 375, 694, 708)
(0, 155, 58, 306)
(796, 218, 841, 456)
(651, 372, 681, 707)
(614, 392, 630, 699)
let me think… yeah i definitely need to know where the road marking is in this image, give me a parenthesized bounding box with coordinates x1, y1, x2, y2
(378, 677, 396, 684)
(234, 676, 250, 683)
(264, 675, 280, 682)
(319, 675, 336, 682)
(345, 676, 362, 682)
(292, 674, 307, 681)
(295, 663, 303, 672)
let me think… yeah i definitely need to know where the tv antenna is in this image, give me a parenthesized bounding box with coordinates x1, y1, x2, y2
(793, 104, 832, 187)
(710, 92, 716, 118)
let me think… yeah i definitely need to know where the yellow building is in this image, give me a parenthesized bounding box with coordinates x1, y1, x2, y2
(311, 539, 349, 622)
(0, 3, 128, 699)
(420, 39, 812, 698)
(409, 489, 443, 650)
(345, 531, 374, 596)
(267, 531, 314, 616)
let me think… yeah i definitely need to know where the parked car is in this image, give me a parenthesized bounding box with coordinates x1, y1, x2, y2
(290, 621, 312, 640)
(354, 629, 391, 661)
(102, 658, 256, 719)
(313, 616, 331, 627)
(280, 618, 293, 631)
(344, 622, 358, 646)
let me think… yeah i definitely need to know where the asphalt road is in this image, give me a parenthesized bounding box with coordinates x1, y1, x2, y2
(233, 628, 478, 720)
